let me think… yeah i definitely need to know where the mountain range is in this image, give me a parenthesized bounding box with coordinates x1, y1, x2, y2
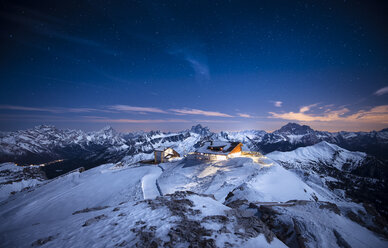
(1, 123, 387, 178)
(0, 123, 387, 247)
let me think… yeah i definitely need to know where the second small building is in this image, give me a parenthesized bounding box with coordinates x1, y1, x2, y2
(154, 147, 180, 163)
(193, 141, 243, 161)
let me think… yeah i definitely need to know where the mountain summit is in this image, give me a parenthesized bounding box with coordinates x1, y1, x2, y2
(274, 122, 314, 135)
(190, 124, 211, 136)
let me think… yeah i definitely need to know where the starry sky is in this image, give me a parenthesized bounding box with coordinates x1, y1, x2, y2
(1, 0, 387, 132)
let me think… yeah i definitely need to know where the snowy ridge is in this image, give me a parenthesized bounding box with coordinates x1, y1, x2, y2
(218, 123, 388, 161)
(0, 162, 46, 201)
(0, 125, 206, 178)
(267, 142, 388, 224)
(268, 141, 366, 172)
(0, 125, 128, 156)
(1, 122, 387, 173)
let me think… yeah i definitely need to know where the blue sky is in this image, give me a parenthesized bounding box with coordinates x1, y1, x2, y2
(0, 0, 387, 132)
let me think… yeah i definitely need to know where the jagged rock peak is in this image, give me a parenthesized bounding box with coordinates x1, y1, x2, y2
(93, 126, 119, 138)
(190, 124, 210, 135)
(99, 126, 116, 132)
(275, 122, 314, 135)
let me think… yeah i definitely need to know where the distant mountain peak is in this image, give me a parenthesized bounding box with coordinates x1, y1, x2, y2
(380, 127, 388, 132)
(275, 122, 314, 135)
(190, 124, 210, 135)
(94, 126, 118, 137)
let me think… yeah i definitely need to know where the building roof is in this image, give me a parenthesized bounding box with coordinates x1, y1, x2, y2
(154, 146, 174, 152)
(195, 141, 241, 155)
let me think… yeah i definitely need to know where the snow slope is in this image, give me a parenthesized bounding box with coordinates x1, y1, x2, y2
(0, 161, 288, 247)
(268, 201, 387, 248)
(158, 157, 325, 203)
(0, 153, 387, 247)
(268, 141, 366, 171)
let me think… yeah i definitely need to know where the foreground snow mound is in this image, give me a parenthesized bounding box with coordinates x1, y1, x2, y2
(158, 157, 326, 203)
(131, 191, 287, 248)
(224, 162, 323, 203)
(0, 189, 286, 247)
(0, 162, 46, 202)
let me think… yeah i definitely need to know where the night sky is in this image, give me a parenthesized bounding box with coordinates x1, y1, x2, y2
(1, 0, 387, 132)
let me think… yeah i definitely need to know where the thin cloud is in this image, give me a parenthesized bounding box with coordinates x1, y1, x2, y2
(1, 105, 234, 118)
(109, 105, 167, 114)
(194, 119, 240, 123)
(86, 118, 189, 123)
(237, 113, 252, 118)
(374, 86, 388, 96)
(0, 105, 114, 113)
(185, 57, 210, 80)
(170, 108, 233, 117)
(272, 101, 283, 107)
(269, 104, 388, 124)
(299, 103, 319, 113)
(167, 42, 210, 81)
(0, 105, 52, 112)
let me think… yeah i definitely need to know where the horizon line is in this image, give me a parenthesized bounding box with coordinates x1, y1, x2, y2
(0, 122, 386, 134)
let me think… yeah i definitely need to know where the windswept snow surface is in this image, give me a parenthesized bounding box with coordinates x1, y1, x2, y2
(0, 161, 288, 247)
(268, 201, 388, 248)
(234, 160, 323, 203)
(158, 157, 326, 203)
(0, 163, 160, 246)
(0, 154, 387, 247)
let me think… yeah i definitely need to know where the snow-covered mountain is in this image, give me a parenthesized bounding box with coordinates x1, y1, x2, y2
(0, 125, 205, 178)
(1, 153, 387, 247)
(268, 141, 367, 173)
(268, 142, 388, 221)
(217, 123, 388, 160)
(1, 123, 387, 173)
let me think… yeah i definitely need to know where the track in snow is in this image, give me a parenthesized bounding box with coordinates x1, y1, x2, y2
(141, 166, 163, 199)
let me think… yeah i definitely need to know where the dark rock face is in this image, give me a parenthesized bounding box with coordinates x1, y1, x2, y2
(31, 234, 58, 247)
(82, 214, 108, 227)
(190, 124, 211, 136)
(274, 122, 314, 135)
(224, 199, 388, 248)
(0, 165, 46, 186)
(72, 206, 109, 215)
(131, 191, 276, 247)
(333, 229, 352, 248)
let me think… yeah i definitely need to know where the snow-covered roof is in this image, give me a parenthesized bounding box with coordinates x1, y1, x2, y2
(154, 146, 175, 152)
(195, 141, 241, 155)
